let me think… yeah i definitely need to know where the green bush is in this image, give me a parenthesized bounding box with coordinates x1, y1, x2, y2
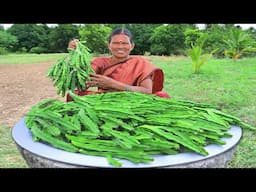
(30, 47, 47, 54)
(17, 47, 28, 53)
(0, 47, 8, 55)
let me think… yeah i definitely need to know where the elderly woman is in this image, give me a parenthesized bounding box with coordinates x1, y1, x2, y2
(67, 27, 170, 101)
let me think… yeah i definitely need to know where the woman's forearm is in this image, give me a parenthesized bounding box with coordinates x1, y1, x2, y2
(109, 78, 152, 94)
(88, 74, 153, 94)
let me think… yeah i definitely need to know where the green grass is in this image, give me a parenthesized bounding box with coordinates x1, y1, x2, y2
(0, 53, 65, 65)
(0, 124, 28, 168)
(0, 54, 255, 168)
(151, 56, 256, 168)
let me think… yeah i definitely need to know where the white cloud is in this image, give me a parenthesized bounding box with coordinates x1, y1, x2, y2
(235, 24, 256, 29)
(196, 24, 206, 29)
(0, 23, 58, 29)
(196, 24, 256, 30)
(2, 23, 256, 30)
(1, 24, 13, 29)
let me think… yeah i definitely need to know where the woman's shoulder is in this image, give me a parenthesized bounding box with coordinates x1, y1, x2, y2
(130, 55, 159, 70)
(130, 55, 144, 59)
(129, 55, 147, 61)
(130, 55, 151, 64)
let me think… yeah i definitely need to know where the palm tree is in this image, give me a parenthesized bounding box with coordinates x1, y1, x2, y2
(223, 28, 256, 60)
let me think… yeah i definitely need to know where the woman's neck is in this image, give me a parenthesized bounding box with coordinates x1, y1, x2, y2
(110, 55, 130, 64)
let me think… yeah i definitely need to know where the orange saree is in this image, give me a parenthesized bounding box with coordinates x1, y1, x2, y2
(92, 56, 164, 93)
(66, 56, 170, 101)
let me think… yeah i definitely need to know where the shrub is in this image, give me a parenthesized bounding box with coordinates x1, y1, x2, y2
(30, 47, 47, 54)
(0, 47, 8, 55)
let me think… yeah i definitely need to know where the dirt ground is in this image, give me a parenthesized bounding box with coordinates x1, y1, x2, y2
(0, 62, 64, 128)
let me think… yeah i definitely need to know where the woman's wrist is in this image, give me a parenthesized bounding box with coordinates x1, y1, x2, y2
(125, 85, 131, 92)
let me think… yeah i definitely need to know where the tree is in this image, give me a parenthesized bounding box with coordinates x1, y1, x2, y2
(203, 24, 230, 58)
(7, 24, 49, 53)
(223, 28, 256, 60)
(79, 24, 112, 54)
(126, 24, 161, 55)
(185, 29, 217, 74)
(0, 30, 17, 53)
(48, 24, 80, 53)
(150, 24, 195, 55)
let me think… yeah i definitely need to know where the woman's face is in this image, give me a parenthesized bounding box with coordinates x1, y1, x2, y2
(108, 34, 134, 59)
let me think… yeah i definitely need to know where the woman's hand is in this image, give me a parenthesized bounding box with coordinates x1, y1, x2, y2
(86, 74, 114, 89)
(68, 39, 80, 49)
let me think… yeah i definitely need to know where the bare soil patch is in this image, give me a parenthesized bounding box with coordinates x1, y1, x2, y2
(0, 62, 64, 128)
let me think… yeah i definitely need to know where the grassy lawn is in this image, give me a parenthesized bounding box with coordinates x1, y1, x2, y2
(0, 124, 28, 168)
(0, 53, 65, 65)
(0, 54, 255, 168)
(151, 56, 256, 168)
